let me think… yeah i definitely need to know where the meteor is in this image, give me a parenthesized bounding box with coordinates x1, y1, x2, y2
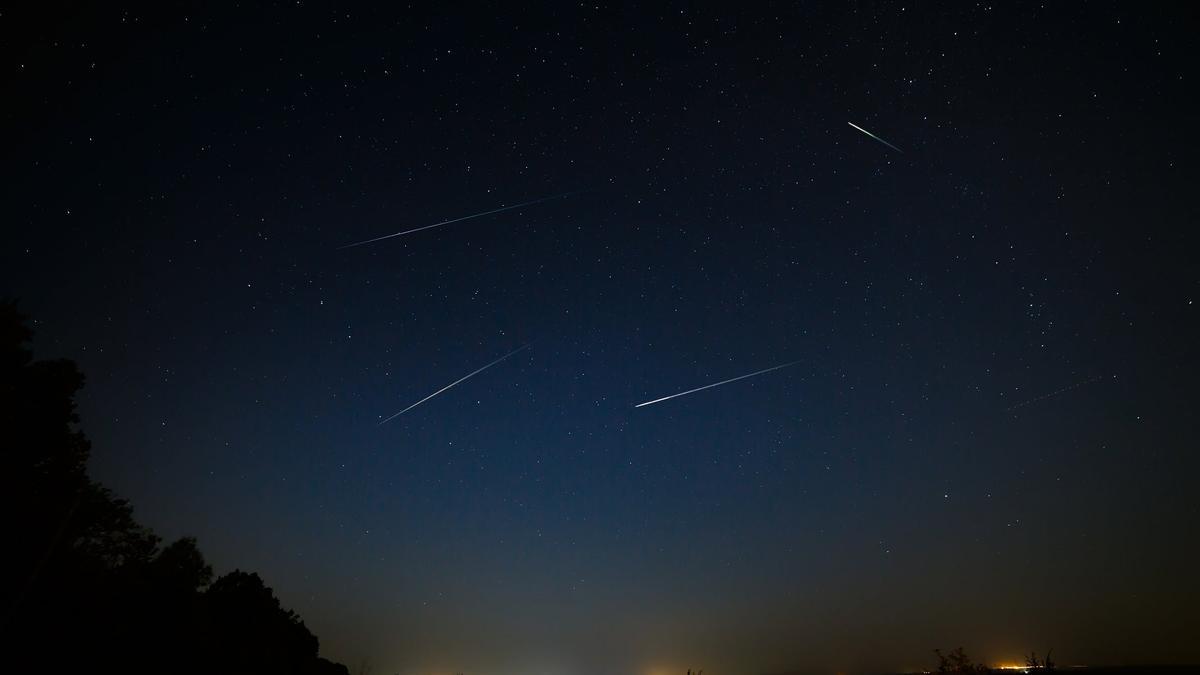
(339, 191, 580, 250)
(1005, 374, 1110, 412)
(634, 360, 801, 409)
(379, 345, 529, 424)
(847, 121, 904, 154)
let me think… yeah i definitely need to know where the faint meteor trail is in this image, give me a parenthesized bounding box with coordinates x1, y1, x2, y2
(1005, 374, 1110, 412)
(379, 345, 529, 424)
(634, 360, 802, 409)
(848, 121, 904, 154)
(339, 192, 580, 249)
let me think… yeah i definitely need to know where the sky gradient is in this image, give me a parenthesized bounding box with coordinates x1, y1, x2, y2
(3, 3, 1198, 675)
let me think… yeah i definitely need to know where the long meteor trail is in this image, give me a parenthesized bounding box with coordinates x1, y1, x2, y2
(848, 121, 904, 154)
(379, 345, 529, 425)
(339, 192, 579, 250)
(634, 360, 802, 409)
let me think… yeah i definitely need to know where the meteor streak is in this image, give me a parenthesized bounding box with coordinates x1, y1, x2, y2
(1005, 374, 1110, 412)
(848, 121, 904, 154)
(634, 360, 801, 409)
(379, 345, 529, 424)
(339, 191, 580, 249)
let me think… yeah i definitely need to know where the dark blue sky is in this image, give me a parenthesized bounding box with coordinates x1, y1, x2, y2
(3, 3, 1197, 674)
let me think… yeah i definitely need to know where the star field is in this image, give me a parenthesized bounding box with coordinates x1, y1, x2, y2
(2, 3, 1197, 675)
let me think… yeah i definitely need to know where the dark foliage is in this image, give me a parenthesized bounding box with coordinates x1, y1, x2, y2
(934, 648, 993, 675)
(1027, 651, 1056, 672)
(0, 301, 348, 675)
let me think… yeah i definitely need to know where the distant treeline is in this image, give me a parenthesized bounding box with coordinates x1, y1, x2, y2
(0, 301, 348, 675)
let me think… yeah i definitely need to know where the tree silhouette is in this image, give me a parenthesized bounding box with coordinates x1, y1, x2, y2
(204, 570, 323, 673)
(1026, 650, 1055, 671)
(0, 301, 348, 675)
(934, 648, 992, 674)
(1, 301, 94, 614)
(150, 536, 214, 592)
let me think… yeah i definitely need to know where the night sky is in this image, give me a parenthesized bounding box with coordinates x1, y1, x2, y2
(3, 3, 1198, 675)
